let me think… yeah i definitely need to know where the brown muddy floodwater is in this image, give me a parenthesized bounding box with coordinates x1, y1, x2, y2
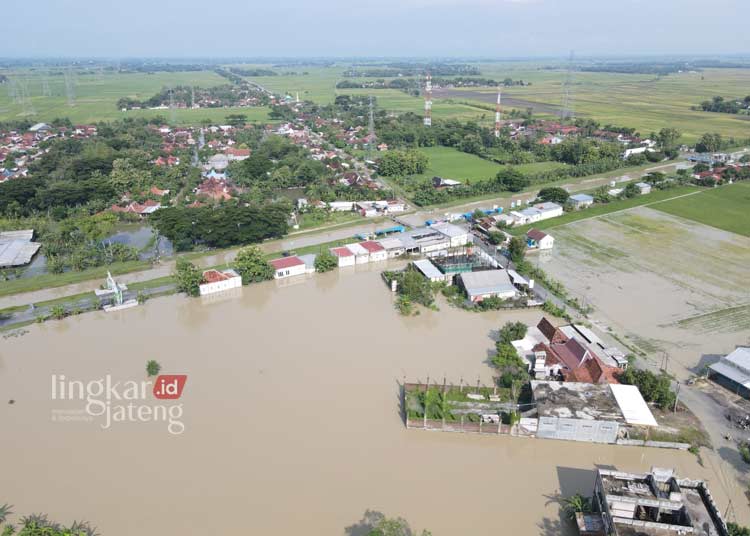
(1, 264, 746, 535)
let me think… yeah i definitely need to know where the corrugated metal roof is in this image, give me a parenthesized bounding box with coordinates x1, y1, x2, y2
(609, 384, 658, 427)
(459, 270, 516, 297)
(413, 259, 443, 280)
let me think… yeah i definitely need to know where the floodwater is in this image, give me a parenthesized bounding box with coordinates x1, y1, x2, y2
(1, 265, 747, 535)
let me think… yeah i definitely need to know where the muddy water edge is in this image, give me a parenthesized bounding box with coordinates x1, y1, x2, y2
(1, 265, 745, 535)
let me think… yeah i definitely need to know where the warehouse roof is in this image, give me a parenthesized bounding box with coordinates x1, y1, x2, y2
(413, 259, 443, 280)
(0, 230, 41, 268)
(459, 270, 516, 298)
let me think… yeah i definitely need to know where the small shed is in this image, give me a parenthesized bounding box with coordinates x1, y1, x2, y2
(413, 259, 450, 284)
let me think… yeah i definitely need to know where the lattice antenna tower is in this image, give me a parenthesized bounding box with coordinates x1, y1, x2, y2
(64, 67, 76, 106)
(423, 71, 432, 127)
(169, 87, 177, 124)
(560, 50, 575, 121)
(494, 86, 502, 137)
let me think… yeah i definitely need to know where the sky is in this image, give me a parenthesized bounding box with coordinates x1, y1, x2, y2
(4, 0, 749, 58)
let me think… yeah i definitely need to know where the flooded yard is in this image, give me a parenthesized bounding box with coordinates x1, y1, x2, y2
(1, 264, 746, 535)
(542, 206, 750, 379)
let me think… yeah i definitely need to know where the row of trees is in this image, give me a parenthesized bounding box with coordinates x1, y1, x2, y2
(698, 95, 750, 115)
(151, 203, 289, 251)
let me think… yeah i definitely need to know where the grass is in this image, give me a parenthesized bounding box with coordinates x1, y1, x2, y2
(509, 185, 701, 235)
(650, 182, 750, 237)
(455, 65, 750, 143)
(412, 146, 565, 184)
(0, 259, 152, 298)
(0, 69, 273, 125)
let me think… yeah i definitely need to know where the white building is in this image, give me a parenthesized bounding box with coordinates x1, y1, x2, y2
(199, 269, 242, 296)
(430, 222, 471, 247)
(459, 270, 517, 302)
(359, 241, 387, 262)
(270, 256, 307, 279)
(534, 202, 564, 220)
(526, 229, 554, 250)
(330, 246, 355, 267)
(635, 182, 652, 194)
(345, 242, 370, 264)
(569, 193, 594, 209)
(376, 237, 405, 258)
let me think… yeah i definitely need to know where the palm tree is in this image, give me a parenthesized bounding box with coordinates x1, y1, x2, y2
(563, 494, 591, 520)
(0, 503, 12, 524)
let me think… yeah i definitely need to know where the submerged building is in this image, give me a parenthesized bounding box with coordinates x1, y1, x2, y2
(592, 467, 729, 536)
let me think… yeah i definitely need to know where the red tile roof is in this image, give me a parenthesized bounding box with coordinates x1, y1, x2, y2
(527, 229, 548, 242)
(359, 240, 384, 253)
(202, 269, 233, 283)
(270, 256, 304, 270)
(331, 246, 353, 257)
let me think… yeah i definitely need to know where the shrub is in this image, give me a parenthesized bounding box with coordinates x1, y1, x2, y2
(146, 360, 161, 377)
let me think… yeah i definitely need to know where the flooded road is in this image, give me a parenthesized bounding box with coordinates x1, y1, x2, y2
(1, 266, 746, 535)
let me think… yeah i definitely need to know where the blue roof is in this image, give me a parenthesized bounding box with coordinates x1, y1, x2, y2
(570, 193, 594, 202)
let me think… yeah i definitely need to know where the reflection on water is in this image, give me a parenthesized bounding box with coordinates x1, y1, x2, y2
(0, 268, 745, 535)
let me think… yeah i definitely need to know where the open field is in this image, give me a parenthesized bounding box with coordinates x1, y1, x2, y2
(447, 65, 750, 143)
(414, 146, 565, 183)
(510, 186, 702, 235)
(651, 182, 750, 237)
(0, 70, 273, 124)
(4, 63, 750, 137)
(541, 206, 750, 380)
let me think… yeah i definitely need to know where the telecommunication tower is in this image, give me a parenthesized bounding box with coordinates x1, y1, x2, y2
(494, 87, 502, 137)
(423, 72, 432, 127)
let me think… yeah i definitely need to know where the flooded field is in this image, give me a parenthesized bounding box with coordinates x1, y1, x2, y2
(543, 206, 750, 379)
(1, 263, 746, 535)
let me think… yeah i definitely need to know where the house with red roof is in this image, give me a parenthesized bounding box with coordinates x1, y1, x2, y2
(270, 256, 306, 279)
(330, 246, 355, 267)
(359, 241, 387, 262)
(199, 269, 242, 296)
(526, 229, 554, 250)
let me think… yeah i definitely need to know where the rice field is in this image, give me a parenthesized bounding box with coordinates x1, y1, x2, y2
(541, 206, 750, 377)
(651, 182, 750, 237)
(0, 70, 272, 125)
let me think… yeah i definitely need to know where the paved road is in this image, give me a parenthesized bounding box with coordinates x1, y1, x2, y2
(398, 161, 688, 228)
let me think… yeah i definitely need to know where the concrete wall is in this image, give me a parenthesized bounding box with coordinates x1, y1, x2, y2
(536, 416, 619, 444)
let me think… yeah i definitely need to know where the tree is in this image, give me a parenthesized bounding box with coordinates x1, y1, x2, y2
(621, 182, 640, 198)
(498, 321, 528, 345)
(507, 236, 526, 263)
(495, 167, 529, 192)
(487, 230, 504, 245)
(563, 494, 592, 520)
(234, 245, 273, 284)
(492, 342, 528, 387)
(656, 128, 681, 150)
(146, 360, 161, 377)
(695, 132, 723, 153)
(314, 249, 338, 273)
(728, 523, 750, 536)
(537, 186, 569, 205)
(174, 258, 203, 297)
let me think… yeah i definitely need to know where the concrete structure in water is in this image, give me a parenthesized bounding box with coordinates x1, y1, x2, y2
(531, 381, 657, 444)
(270, 256, 307, 279)
(458, 269, 517, 302)
(199, 269, 242, 296)
(591, 467, 729, 536)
